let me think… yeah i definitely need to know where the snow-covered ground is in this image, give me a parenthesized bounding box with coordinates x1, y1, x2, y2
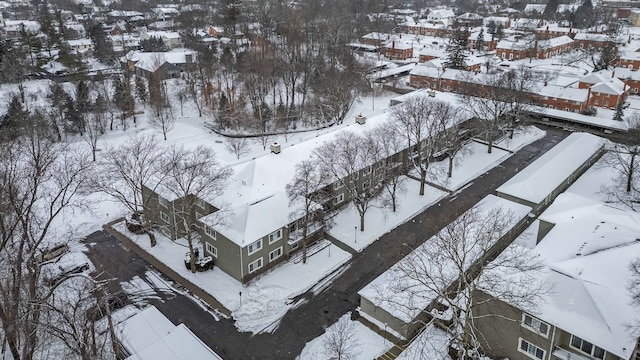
(328, 127, 546, 252)
(113, 223, 351, 334)
(297, 313, 390, 360)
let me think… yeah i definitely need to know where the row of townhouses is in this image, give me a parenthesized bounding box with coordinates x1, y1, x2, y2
(142, 93, 468, 283)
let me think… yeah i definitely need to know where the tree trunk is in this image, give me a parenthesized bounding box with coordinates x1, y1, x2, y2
(448, 156, 454, 178)
(628, 151, 636, 193)
(420, 168, 426, 195)
(360, 214, 365, 232)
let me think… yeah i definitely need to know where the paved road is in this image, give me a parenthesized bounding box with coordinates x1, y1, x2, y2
(85, 126, 568, 360)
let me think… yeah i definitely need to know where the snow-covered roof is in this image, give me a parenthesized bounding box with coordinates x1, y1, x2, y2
(456, 12, 483, 20)
(527, 193, 640, 359)
(538, 35, 573, 49)
(358, 195, 532, 323)
(557, 4, 579, 13)
(67, 38, 93, 47)
(538, 84, 589, 102)
(590, 77, 627, 95)
(384, 40, 412, 50)
(612, 66, 640, 81)
(497, 133, 605, 205)
(427, 9, 455, 19)
(619, 50, 640, 61)
(524, 4, 546, 13)
(125, 49, 195, 72)
(117, 306, 222, 360)
(573, 32, 613, 42)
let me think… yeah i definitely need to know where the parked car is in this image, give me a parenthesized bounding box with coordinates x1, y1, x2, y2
(195, 256, 214, 272)
(86, 292, 128, 322)
(44, 262, 90, 286)
(38, 243, 68, 262)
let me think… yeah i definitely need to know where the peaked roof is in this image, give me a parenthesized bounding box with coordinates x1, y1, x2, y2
(531, 193, 640, 359)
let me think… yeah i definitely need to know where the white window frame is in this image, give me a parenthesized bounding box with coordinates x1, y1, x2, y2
(205, 242, 218, 258)
(268, 229, 283, 244)
(247, 239, 263, 256)
(160, 212, 169, 223)
(196, 198, 207, 209)
(518, 338, 546, 360)
(362, 180, 370, 191)
(570, 335, 606, 359)
(363, 166, 372, 175)
(269, 247, 283, 262)
(334, 193, 344, 205)
(248, 257, 263, 273)
(158, 196, 169, 208)
(352, 171, 359, 180)
(195, 211, 203, 219)
(333, 181, 344, 190)
(521, 314, 549, 337)
(204, 225, 216, 240)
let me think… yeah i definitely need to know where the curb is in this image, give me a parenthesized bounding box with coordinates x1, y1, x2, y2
(103, 220, 232, 318)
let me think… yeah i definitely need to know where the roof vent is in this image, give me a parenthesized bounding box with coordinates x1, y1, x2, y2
(270, 142, 281, 154)
(355, 114, 366, 125)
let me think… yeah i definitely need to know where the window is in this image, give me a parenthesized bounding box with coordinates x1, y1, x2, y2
(160, 212, 169, 223)
(247, 239, 262, 255)
(522, 314, 549, 336)
(248, 258, 263, 273)
(362, 180, 370, 191)
(204, 225, 216, 240)
(518, 338, 545, 360)
(205, 242, 217, 258)
(195, 211, 203, 219)
(334, 193, 344, 205)
(363, 166, 372, 175)
(268, 229, 283, 244)
(595, 99, 599, 105)
(571, 335, 605, 359)
(352, 171, 359, 180)
(269, 247, 283, 262)
(158, 196, 168, 208)
(333, 181, 344, 190)
(196, 198, 206, 209)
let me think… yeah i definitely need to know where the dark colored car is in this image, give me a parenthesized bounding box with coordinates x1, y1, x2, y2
(86, 292, 128, 322)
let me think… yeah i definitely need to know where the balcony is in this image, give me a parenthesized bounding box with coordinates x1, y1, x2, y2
(287, 222, 323, 245)
(552, 346, 592, 360)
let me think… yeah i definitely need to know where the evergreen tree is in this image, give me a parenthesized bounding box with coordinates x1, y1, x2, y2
(1, 95, 29, 139)
(75, 80, 90, 117)
(613, 103, 624, 121)
(65, 95, 83, 134)
(141, 37, 166, 52)
(135, 76, 148, 103)
(475, 27, 485, 53)
(487, 21, 496, 40)
(574, 0, 595, 28)
(445, 26, 470, 70)
(496, 24, 505, 40)
(89, 22, 114, 64)
(113, 76, 134, 122)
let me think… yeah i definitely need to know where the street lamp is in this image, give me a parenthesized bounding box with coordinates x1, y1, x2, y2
(354, 226, 357, 244)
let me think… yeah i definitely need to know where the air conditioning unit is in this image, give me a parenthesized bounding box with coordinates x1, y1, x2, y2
(427, 90, 436, 97)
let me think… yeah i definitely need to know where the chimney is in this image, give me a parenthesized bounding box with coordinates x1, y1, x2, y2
(612, 70, 615, 78)
(392, 41, 395, 49)
(544, 80, 547, 86)
(270, 142, 281, 154)
(546, 25, 549, 32)
(355, 113, 366, 125)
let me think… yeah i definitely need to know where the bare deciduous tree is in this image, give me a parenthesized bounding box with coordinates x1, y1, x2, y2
(149, 103, 176, 140)
(83, 111, 107, 161)
(225, 137, 251, 159)
(286, 160, 331, 264)
(377, 204, 550, 359)
(163, 146, 232, 273)
(314, 131, 379, 231)
(322, 315, 360, 360)
(0, 131, 95, 360)
(365, 124, 407, 212)
(601, 115, 640, 210)
(391, 96, 453, 195)
(94, 135, 167, 245)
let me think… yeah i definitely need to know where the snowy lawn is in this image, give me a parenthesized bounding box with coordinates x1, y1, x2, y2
(113, 223, 351, 334)
(427, 127, 546, 192)
(327, 177, 448, 252)
(297, 313, 390, 360)
(328, 127, 546, 253)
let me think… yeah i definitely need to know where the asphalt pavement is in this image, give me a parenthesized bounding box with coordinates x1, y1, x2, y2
(85, 126, 568, 360)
